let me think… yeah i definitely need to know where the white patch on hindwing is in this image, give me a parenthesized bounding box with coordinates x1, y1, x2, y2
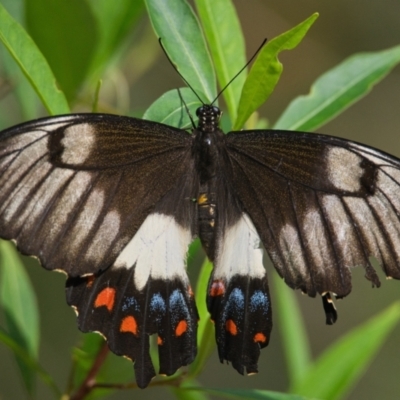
(114, 213, 192, 291)
(61, 123, 96, 164)
(326, 147, 363, 192)
(213, 213, 265, 281)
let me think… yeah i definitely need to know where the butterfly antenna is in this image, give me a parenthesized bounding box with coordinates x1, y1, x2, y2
(159, 38, 205, 105)
(177, 88, 196, 129)
(211, 38, 267, 105)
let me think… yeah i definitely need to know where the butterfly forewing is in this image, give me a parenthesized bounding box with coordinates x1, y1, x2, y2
(0, 114, 192, 276)
(225, 129, 400, 298)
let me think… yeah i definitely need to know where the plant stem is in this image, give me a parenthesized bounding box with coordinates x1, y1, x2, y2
(70, 342, 109, 400)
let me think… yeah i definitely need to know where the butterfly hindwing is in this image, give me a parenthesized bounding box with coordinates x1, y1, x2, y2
(66, 213, 198, 389)
(195, 136, 273, 375)
(207, 213, 272, 374)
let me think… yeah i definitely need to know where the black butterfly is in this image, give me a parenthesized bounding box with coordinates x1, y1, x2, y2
(0, 103, 399, 388)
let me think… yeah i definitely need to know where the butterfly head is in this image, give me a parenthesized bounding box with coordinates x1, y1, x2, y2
(196, 105, 222, 133)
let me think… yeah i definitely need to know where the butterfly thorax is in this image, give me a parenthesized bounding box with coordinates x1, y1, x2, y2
(193, 105, 223, 260)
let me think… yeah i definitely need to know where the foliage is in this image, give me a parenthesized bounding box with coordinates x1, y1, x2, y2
(0, 0, 399, 399)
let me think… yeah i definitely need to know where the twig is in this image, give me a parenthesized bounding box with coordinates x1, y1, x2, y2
(70, 342, 109, 400)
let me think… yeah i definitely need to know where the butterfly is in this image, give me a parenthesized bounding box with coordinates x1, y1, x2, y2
(0, 101, 400, 388)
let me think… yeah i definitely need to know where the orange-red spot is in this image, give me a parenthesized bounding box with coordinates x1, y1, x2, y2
(209, 280, 225, 296)
(175, 320, 188, 336)
(253, 332, 267, 343)
(225, 319, 237, 335)
(157, 336, 163, 345)
(94, 287, 115, 311)
(86, 275, 95, 288)
(120, 316, 138, 335)
(188, 285, 194, 297)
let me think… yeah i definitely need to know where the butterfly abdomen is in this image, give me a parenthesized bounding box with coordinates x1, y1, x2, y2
(192, 121, 223, 260)
(197, 189, 217, 259)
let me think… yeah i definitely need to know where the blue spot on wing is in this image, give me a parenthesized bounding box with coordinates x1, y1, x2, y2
(122, 296, 140, 312)
(169, 289, 190, 326)
(224, 288, 245, 321)
(250, 290, 269, 314)
(150, 293, 166, 313)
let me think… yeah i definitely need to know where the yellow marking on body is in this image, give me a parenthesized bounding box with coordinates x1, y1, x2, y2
(198, 193, 208, 205)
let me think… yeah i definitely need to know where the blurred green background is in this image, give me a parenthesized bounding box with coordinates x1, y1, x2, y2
(0, 0, 399, 399)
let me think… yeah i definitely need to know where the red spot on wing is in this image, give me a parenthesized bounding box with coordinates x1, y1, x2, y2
(209, 280, 225, 296)
(120, 316, 138, 335)
(157, 336, 163, 345)
(94, 287, 115, 311)
(253, 332, 267, 343)
(188, 285, 194, 297)
(86, 275, 95, 288)
(225, 319, 237, 335)
(175, 320, 188, 336)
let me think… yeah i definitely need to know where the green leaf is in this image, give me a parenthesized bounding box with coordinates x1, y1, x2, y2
(87, 0, 145, 74)
(274, 45, 400, 131)
(234, 13, 318, 130)
(143, 88, 203, 128)
(144, 0, 216, 103)
(0, 240, 40, 393)
(273, 272, 311, 389)
(172, 379, 211, 400)
(194, 0, 246, 121)
(0, 0, 38, 121)
(188, 258, 215, 379)
(0, 327, 61, 397)
(25, 0, 98, 102)
(0, 2, 69, 114)
(183, 387, 316, 400)
(292, 302, 400, 400)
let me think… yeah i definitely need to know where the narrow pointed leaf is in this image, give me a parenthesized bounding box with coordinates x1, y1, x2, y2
(87, 0, 145, 74)
(145, 0, 216, 102)
(0, 2, 69, 114)
(274, 45, 400, 131)
(183, 387, 316, 400)
(194, 0, 246, 121)
(273, 272, 311, 388)
(0, 328, 61, 397)
(292, 302, 400, 400)
(188, 258, 215, 378)
(25, 0, 98, 102)
(0, 240, 39, 393)
(0, 0, 38, 121)
(173, 379, 211, 400)
(234, 13, 318, 130)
